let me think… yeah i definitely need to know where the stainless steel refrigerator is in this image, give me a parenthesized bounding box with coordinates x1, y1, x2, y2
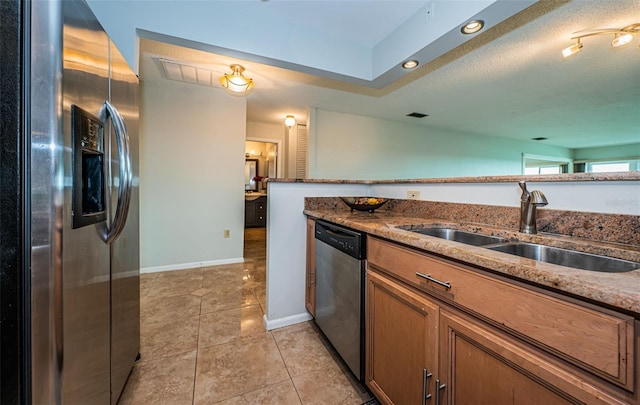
(1, 0, 140, 403)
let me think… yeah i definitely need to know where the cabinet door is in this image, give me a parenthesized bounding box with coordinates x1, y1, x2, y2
(244, 201, 256, 227)
(305, 218, 315, 316)
(366, 269, 438, 405)
(439, 309, 578, 405)
(256, 198, 266, 213)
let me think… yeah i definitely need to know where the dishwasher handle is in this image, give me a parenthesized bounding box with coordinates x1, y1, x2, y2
(324, 228, 358, 239)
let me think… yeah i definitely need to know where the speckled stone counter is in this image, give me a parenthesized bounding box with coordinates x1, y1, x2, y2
(271, 171, 640, 184)
(304, 198, 640, 315)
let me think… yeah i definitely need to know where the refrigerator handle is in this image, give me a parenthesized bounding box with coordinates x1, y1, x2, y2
(99, 100, 133, 244)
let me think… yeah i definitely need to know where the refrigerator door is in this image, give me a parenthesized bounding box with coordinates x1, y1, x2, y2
(108, 40, 140, 405)
(61, 1, 111, 403)
(30, 1, 64, 403)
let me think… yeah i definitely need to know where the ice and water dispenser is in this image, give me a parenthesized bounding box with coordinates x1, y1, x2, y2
(71, 105, 106, 228)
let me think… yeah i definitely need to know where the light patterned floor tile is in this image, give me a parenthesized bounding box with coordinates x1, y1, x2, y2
(126, 229, 372, 405)
(198, 304, 265, 349)
(200, 284, 259, 314)
(240, 379, 302, 404)
(271, 321, 338, 377)
(140, 316, 199, 361)
(141, 293, 202, 325)
(292, 362, 371, 405)
(193, 334, 290, 404)
(147, 268, 204, 298)
(117, 350, 196, 405)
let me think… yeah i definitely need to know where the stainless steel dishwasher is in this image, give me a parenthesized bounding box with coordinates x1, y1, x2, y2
(314, 220, 366, 381)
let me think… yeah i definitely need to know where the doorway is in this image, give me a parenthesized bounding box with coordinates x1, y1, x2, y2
(245, 140, 280, 183)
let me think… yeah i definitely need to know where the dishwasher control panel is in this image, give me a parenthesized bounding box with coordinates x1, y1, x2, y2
(315, 220, 365, 260)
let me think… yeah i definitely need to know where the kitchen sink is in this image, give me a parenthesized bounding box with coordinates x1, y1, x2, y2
(486, 242, 640, 273)
(410, 228, 507, 247)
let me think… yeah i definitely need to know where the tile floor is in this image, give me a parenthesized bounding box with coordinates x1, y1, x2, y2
(118, 228, 373, 405)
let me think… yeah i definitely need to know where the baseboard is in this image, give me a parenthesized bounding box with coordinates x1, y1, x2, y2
(263, 312, 313, 331)
(140, 257, 244, 274)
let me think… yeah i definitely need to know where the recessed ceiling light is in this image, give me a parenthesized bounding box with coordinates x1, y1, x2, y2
(402, 60, 419, 69)
(461, 20, 484, 35)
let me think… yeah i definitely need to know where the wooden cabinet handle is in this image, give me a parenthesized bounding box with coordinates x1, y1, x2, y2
(422, 368, 433, 404)
(416, 272, 451, 289)
(435, 379, 446, 405)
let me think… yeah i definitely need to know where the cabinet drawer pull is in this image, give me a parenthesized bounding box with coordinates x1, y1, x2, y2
(435, 379, 446, 405)
(422, 368, 433, 404)
(416, 272, 451, 289)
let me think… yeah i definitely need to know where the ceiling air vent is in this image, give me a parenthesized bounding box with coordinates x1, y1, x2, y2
(406, 112, 429, 118)
(157, 58, 216, 87)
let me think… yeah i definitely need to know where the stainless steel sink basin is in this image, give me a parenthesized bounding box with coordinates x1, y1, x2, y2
(487, 242, 640, 273)
(411, 228, 507, 247)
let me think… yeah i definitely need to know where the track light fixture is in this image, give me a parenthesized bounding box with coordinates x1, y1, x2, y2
(562, 23, 640, 58)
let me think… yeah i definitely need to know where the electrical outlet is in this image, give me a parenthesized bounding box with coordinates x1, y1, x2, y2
(407, 190, 420, 200)
(224, 229, 230, 238)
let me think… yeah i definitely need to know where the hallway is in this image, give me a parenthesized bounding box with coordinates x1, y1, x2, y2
(118, 228, 372, 404)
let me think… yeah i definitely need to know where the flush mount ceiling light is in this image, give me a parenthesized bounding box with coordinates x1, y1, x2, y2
(219, 64, 254, 95)
(402, 60, 419, 69)
(284, 115, 296, 128)
(461, 20, 484, 35)
(562, 23, 640, 58)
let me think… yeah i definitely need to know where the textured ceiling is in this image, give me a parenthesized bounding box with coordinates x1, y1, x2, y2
(138, 0, 640, 150)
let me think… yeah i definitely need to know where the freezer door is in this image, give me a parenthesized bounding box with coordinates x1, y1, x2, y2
(107, 40, 140, 405)
(61, 1, 111, 404)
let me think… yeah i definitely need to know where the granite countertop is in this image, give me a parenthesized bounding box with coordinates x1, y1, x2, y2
(304, 209, 640, 316)
(271, 171, 640, 184)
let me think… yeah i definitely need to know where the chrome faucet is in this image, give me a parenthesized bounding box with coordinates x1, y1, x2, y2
(518, 181, 548, 234)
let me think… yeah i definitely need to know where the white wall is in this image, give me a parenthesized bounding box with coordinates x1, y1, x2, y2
(285, 125, 298, 178)
(265, 182, 369, 330)
(370, 181, 640, 215)
(139, 80, 246, 272)
(574, 143, 640, 161)
(308, 108, 571, 180)
(246, 121, 284, 144)
(265, 179, 639, 330)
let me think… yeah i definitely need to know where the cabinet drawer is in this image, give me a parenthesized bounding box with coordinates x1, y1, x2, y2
(367, 237, 635, 390)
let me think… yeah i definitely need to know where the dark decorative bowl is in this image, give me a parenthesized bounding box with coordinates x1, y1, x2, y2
(340, 197, 388, 213)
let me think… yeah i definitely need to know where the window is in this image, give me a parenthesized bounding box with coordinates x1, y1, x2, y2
(524, 165, 562, 175)
(589, 162, 629, 173)
(584, 159, 639, 173)
(522, 153, 571, 175)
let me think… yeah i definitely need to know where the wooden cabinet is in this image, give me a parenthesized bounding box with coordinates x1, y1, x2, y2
(244, 196, 267, 228)
(305, 217, 316, 316)
(366, 236, 638, 405)
(366, 270, 438, 405)
(439, 309, 575, 405)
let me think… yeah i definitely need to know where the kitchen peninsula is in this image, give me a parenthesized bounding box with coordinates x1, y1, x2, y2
(294, 173, 639, 404)
(304, 201, 639, 403)
(264, 173, 640, 326)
